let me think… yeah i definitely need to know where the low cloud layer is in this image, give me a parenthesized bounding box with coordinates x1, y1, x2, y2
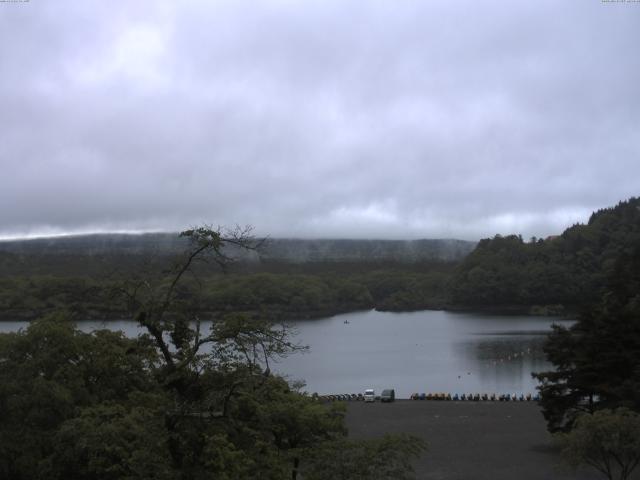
(1, 0, 638, 240)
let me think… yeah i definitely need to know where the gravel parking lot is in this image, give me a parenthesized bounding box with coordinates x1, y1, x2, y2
(345, 400, 615, 480)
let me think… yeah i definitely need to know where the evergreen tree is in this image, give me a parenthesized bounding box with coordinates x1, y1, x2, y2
(534, 244, 640, 432)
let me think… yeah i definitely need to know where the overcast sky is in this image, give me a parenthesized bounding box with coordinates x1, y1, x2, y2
(1, 0, 638, 240)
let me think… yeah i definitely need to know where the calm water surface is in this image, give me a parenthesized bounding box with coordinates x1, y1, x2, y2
(1, 310, 573, 399)
(276, 310, 573, 398)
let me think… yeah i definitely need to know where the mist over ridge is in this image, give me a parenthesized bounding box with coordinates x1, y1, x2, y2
(0, 233, 476, 263)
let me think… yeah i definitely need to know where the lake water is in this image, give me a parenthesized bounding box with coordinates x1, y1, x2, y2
(0, 309, 573, 399)
(274, 310, 573, 398)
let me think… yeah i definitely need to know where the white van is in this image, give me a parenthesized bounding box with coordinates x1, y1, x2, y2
(364, 389, 375, 402)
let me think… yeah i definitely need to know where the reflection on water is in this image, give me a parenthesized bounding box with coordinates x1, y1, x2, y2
(0, 310, 574, 399)
(456, 337, 549, 393)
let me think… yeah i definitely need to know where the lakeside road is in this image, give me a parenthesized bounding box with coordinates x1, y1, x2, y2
(345, 401, 615, 480)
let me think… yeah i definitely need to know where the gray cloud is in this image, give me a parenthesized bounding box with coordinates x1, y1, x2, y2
(1, 0, 639, 240)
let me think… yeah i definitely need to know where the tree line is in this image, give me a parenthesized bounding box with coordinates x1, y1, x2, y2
(0, 266, 454, 322)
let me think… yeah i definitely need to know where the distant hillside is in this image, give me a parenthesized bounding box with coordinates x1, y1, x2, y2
(0, 234, 476, 263)
(0, 233, 188, 256)
(450, 197, 640, 313)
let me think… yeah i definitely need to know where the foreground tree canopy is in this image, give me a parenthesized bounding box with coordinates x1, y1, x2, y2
(0, 227, 425, 480)
(556, 408, 640, 480)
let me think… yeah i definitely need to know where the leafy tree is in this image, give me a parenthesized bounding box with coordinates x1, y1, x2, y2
(0, 315, 163, 480)
(300, 433, 426, 480)
(49, 403, 173, 480)
(556, 408, 640, 480)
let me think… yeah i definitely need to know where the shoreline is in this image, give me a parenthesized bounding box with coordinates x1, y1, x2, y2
(0, 303, 576, 322)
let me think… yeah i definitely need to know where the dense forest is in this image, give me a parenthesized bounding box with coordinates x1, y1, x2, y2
(1, 198, 639, 321)
(450, 197, 640, 314)
(0, 237, 460, 321)
(0, 265, 455, 321)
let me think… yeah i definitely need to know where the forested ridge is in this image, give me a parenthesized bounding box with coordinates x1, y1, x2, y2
(450, 197, 640, 313)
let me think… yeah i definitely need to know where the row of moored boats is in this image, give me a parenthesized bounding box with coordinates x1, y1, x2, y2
(410, 392, 540, 401)
(312, 392, 541, 402)
(313, 393, 370, 402)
